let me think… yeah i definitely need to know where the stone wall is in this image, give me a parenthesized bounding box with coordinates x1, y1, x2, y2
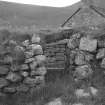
(0, 34, 47, 95)
(66, 32, 105, 82)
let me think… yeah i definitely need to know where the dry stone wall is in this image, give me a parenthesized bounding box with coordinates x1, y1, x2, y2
(66, 32, 105, 82)
(0, 34, 47, 95)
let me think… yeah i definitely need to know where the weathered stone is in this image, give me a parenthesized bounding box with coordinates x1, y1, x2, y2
(0, 78, 9, 88)
(35, 55, 46, 64)
(101, 58, 105, 68)
(75, 52, 86, 65)
(46, 98, 62, 105)
(75, 51, 93, 65)
(3, 86, 16, 93)
(23, 76, 44, 86)
(16, 84, 29, 92)
(35, 76, 45, 84)
(25, 58, 35, 64)
(20, 71, 29, 77)
(11, 64, 20, 72)
(31, 34, 40, 44)
(22, 40, 30, 47)
(6, 72, 22, 82)
(96, 48, 105, 59)
(23, 77, 37, 86)
(67, 38, 80, 49)
(20, 64, 29, 71)
(75, 88, 90, 98)
(29, 61, 37, 70)
(3, 55, 13, 64)
(31, 66, 47, 76)
(67, 33, 81, 49)
(74, 65, 93, 80)
(31, 44, 43, 55)
(0, 66, 9, 75)
(24, 51, 34, 59)
(89, 86, 98, 96)
(79, 37, 97, 52)
(85, 53, 93, 61)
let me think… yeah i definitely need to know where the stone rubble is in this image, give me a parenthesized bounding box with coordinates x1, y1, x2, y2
(0, 34, 47, 94)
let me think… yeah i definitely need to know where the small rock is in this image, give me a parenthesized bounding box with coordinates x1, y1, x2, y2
(22, 40, 30, 47)
(85, 53, 93, 61)
(31, 66, 47, 76)
(46, 98, 62, 105)
(67, 33, 81, 49)
(35, 76, 45, 84)
(24, 51, 34, 59)
(101, 58, 105, 68)
(23, 77, 37, 86)
(20, 71, 29, 77)
(67, 38, 79, 49)
(75, 52, 86, 65)
(31, 34, 40, 44)
(96, 48, 105, 59)
(3, 55, 13, 64)
(31, 44, 43, 55)
(29, 61, 37, 70)
(75, 88, 90, 98)
(74, 65, 93, 80)
(25, 58, 35, 64)
(0, 66, 9, 75)
(79, 37, 97, 52)
(0, 78, 9, 88)
(35, 55, 46, 64)
(16, 84, 29, 92)
(20, 64, 29, 71)
(6, 72, 22, 82)
(3, 86, 16, 93)
(23, 76, 44, 86)
(89, 86, 98, 96)
(11, 64, 20, 72)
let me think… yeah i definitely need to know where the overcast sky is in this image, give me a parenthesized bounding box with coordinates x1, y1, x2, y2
(1, 0, 80, 7)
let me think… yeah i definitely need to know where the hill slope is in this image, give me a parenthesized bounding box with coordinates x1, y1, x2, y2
(0, 1, 83, 28)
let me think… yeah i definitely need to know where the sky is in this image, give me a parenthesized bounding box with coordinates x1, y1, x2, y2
(1, 0, 80, 7)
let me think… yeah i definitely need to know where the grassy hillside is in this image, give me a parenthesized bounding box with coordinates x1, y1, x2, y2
(0, 1, 83, 28)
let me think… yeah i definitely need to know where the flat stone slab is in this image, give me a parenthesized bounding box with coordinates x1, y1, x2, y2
(79, 37, 97, 52)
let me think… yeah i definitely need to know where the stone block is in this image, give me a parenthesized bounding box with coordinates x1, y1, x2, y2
(24, 51, 34, 59)
(74, 65, 93, 80)
(31, 66, 47, 76)
(79, 37, 97, 52)
(0, 66, 9, 75)
(16, 84, 29, 92)
(29, 61, 37, 70)
(6, 72, 22, 82)
(20, 64, 29, 71)
(3, 86, 16, 93)
(96, 48, 105, 59)
(25, 58, 35, 64)
(31, 34, 40, 44)
(35, 55, 46, 64)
